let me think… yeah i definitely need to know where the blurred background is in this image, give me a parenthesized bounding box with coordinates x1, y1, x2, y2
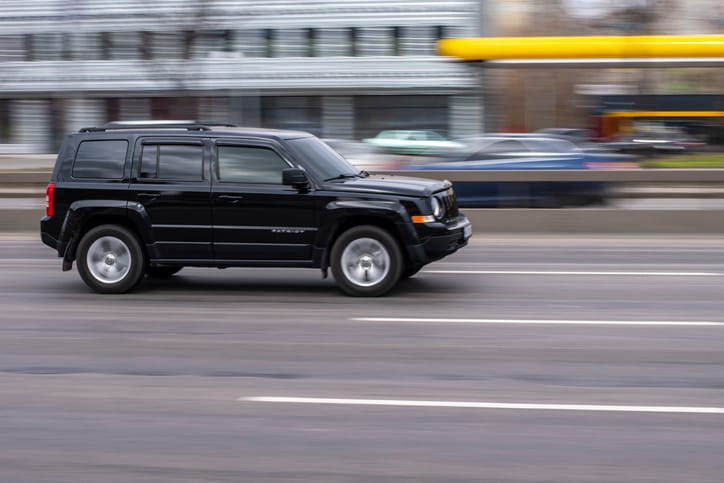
(2, 5, 724, 482)
(0, 0, 722, 154)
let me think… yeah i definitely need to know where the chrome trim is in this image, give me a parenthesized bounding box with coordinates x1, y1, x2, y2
(85, 236, 132, 284)
(340, 237, 391, 287)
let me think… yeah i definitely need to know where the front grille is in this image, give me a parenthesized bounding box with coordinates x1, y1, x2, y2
(436, 188, 459, 221)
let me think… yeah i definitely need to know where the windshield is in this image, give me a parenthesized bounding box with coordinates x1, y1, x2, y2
(286, 136, 359, 181)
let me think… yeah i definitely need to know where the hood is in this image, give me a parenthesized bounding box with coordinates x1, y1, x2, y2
(322, 174, 451, 197)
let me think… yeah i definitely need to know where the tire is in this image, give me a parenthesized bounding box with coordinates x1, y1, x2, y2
(147, 266, 183, 278)
(76, 224, 146, 294)
(331, 225, 403, 297)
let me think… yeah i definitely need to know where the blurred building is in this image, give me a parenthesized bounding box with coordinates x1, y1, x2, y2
(0, 0, 483, 153)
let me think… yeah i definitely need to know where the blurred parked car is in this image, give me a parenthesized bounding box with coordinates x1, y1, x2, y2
(440, 134, 636, 167)
(602, 128, 706, 156)
(322, 139, 401, 171)
(362, 130, 464, 156)
(405, 134, 636, 208)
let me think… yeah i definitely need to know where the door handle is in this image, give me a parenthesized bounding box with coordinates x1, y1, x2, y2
(138, 192, 160, 201)
(217, 195, 243, 205)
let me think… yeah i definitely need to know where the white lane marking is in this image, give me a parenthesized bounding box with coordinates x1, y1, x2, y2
(240, 397, 724, 414)
(351, 318, 724, 326)
(424, 270, 722, 277)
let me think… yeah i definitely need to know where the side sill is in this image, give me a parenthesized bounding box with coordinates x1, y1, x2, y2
(151, 259, 317, 268)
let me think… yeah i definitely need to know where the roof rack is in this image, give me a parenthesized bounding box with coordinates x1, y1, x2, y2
(78, 120, 239, 133)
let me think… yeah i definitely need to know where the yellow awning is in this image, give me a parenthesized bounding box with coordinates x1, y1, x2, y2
(437, 35, 724, 61)
(604, 111, 724, 118)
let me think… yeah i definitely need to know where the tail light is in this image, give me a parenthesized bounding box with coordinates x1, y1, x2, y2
(45, 183, 54, 217)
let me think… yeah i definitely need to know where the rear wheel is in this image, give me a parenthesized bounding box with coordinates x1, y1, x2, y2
(76, 225, 146, 294)
(331, 225, 402, 297)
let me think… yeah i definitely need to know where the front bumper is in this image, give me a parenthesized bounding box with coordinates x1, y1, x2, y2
(407, 214, 472, 265)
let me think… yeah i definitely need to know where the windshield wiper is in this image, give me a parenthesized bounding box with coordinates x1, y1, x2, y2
(324, 173, 360, 182)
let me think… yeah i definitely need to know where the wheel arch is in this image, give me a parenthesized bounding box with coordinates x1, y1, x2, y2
(63, 214, 148, 271)
(319, 214, 416, 273)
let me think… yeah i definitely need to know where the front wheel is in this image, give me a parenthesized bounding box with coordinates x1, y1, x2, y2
(76, 225, 146, 294)
(331, 225, 402, 297)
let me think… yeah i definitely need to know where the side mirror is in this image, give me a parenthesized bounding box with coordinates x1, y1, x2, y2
(282, 168, 310, 189)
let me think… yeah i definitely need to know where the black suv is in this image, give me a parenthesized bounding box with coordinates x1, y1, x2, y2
(40, 122, 471, 296)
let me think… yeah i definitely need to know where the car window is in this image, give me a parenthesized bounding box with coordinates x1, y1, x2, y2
(409, 132, 426, 141)
(72, 139, 128, 179)
(140, 144, 203, 181)
(377, 131, 399, 139)
(217, 145, 290, 184)
(482, 140, 526, 154)
(526, 138, 577, 153)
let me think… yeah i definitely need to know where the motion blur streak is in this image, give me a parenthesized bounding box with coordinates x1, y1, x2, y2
(437, 35, 724, 60)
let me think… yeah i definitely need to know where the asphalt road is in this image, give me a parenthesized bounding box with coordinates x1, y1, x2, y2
(1, 235, 723, 483)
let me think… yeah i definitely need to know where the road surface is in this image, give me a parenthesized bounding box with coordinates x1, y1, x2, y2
(1, 235, 723, 482)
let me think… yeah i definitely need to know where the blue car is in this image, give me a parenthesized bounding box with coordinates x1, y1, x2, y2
(405, 135, 636, 208)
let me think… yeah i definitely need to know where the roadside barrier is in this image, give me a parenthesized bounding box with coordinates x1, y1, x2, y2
(2, 169, 724, 233)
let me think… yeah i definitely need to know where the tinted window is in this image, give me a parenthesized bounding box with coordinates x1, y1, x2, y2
(485, 140, 526, 154)
(72, 140, 128, 179)
(217, 145, 289, 184)
(526, 139, 577, 153)
(141, 144, 203, 181)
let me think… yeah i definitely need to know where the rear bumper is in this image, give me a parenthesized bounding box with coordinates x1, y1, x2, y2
(40, 217, 59, 251)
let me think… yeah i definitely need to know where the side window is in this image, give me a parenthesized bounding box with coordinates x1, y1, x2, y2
(529, 139, 576, 153)
(140, 144, 203, 181)
(486, 140, 525, 154)
(217, 145, 290, 184)
(425, 131, 444, 141)
(72, 140, 128, 179)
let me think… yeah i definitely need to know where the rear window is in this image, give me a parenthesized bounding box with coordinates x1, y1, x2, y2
(72, 140, 128, 179)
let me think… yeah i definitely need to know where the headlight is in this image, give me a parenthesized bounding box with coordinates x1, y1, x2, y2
(431, 197, 443, 219)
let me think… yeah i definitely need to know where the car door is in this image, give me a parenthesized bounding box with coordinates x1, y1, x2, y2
(128, 137, 213, 261)
(211, 140, 317, 263)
